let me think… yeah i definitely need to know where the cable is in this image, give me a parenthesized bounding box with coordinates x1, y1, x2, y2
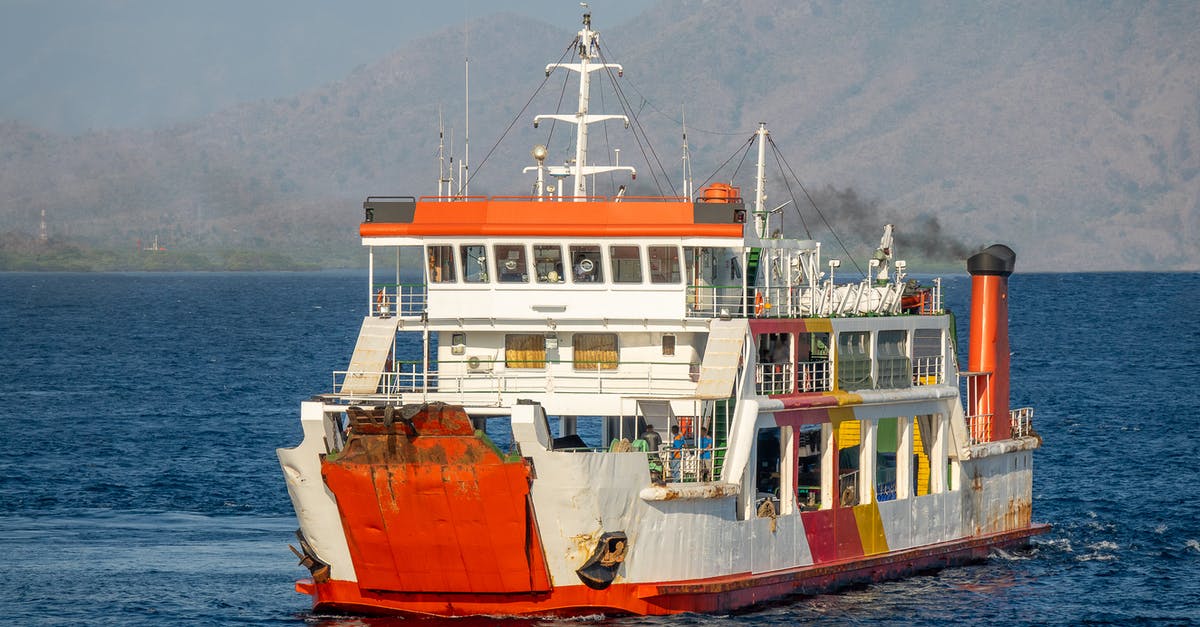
(464, 39, 577, 188)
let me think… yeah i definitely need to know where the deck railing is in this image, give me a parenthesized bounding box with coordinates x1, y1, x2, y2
(333, 359, 700, 402)
(372, 283, 426, 318)
(912, 355, 944, 386)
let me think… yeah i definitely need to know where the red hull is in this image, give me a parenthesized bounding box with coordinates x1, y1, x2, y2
(296, 524, 1049, 617)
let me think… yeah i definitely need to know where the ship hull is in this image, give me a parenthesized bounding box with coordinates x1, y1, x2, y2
(296, 524, 1048, 617)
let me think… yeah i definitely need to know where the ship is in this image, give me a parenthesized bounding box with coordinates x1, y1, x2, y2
(277, 9, 1047, 617)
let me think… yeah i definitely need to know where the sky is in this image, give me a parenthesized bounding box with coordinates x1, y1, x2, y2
(0, 0, 654, 133)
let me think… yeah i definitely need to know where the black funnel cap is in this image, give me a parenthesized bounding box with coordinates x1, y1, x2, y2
(967, 244, 1016, 277)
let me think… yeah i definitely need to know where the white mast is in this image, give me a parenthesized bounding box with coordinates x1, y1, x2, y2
(681, 108, 693, 200)
(753, 122, 769, 238)
(533, 7, 635, 200)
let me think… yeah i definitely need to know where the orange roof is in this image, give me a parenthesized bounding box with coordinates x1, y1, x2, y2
(359, 198, 746, 238)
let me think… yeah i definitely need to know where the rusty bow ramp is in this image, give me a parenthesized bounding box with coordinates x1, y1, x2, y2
(321, 403, 553, 598)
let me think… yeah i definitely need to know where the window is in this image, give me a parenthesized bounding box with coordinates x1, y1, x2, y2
(798, 332, 831, 392)
(796, 424, 823, 510)
(875, 418, 899, 501)
(913, 328, 943, 385)
(494, 244, 529, 283)
(914, 415, 933, 496)
(573, 333, 617, 370)
(756, 333, 792, 395)
(609, 245, 642, 283)
(505, 334, 545, 369)
(876, 330, 910, 388)
(426, 245, 456, 283)
(450, 332, 466, 356)
(570, 245, 603, 283)
(756, 428, 782, 508)
(662, 334, 676, 356)
(533, 244, 565, 283)
(648, 246, 681, 283)
(460, 244, 488, 283)
(836, 331, 873, 391)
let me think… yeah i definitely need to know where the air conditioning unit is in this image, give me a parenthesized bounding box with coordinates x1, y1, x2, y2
(465, 355, 494, 373)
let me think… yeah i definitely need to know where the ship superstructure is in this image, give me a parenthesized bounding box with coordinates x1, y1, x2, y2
(278, 10, 1045, 617)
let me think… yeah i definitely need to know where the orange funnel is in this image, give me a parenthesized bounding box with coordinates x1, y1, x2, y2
(966, 245, 1016, 441)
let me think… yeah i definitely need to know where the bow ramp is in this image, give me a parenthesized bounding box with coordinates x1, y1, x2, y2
(341, 316, 400, 395)
(695, 318, 748, 399)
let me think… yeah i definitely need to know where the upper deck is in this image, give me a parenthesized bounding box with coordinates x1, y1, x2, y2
(360, 195, 938, 324)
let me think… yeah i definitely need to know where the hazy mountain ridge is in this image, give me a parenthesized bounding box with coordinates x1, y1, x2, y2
(1, 1, 1197, 271)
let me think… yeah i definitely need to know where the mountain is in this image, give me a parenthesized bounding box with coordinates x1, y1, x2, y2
(1, 0, 1197, 271)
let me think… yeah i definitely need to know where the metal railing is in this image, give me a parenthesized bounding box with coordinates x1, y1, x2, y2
(372, 283, 427, 318)
(912, 355, 944, 386)
(962, 371, 994, 445)
(755, 362, 793, 395)
(332, 359, 701, 402)
(685, 280, 944, 320)
(1010, 407, 1035, 438)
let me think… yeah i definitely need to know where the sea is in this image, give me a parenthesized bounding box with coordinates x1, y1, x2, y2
(1, 270, 1198, 626)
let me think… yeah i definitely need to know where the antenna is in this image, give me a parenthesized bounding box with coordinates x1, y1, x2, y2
(681, 107, 693, 200)
(460, 13, 470, 197)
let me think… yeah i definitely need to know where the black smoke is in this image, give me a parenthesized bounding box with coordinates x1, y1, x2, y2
(781, 185, 972, 263)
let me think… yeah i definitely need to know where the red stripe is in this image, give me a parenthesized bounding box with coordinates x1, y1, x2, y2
(296, 525, 1049, 617)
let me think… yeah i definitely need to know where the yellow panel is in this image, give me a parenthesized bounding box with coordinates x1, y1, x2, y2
(853, 502, 890, 555)
(914, 416, 931, 496)
(837, 419, 861, 450)
(802, 318, 833, 333)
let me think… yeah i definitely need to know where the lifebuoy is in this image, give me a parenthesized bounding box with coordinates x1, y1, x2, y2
(754, 292, 765, 316)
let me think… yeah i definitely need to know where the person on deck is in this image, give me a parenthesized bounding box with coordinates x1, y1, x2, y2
(670, 425, 685, 482)
(699, 427, 714, 481)
(640, 424, 664, 484)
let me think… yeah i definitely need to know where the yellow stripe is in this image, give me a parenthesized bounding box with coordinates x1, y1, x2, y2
(853, 502, 890, 555)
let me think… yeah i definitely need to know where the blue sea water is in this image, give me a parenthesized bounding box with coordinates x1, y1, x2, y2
(1, 271, 1198, 626)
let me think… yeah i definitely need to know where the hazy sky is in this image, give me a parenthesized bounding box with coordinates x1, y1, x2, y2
(0, 0, 653, 133)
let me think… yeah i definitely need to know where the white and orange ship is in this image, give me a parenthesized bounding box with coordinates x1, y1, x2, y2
(278, 10, 1046, 617)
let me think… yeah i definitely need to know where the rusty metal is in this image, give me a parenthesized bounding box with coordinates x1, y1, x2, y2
(576, 531, 629, 590)
(289, 529, 331, 583)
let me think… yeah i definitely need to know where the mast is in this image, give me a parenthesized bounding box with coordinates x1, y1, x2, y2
(682, 108, 693, 200)
(753, 122, 769, 238)
(533, 8, 635, 200)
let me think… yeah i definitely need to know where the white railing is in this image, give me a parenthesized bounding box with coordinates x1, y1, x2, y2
(755, 362, 793, 395)
(684, 282, 911, 319)
(372, 283, 427, 318)
(1011, 407, 1035, 438)
(798, 360, 832, 393)
(912, 355, 944, 386)
(332, 360, 700, 402)
(962, 371, 994, 445)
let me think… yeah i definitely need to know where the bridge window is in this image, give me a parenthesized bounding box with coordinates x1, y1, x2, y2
(533, 244, 565, 283)
(505, 334, 545, 369)
(460, 244, 488, 283)
(609, 245, 643, 283)
(573, 333, 618, 370)
(494, 244, 529, 283)
(426, 245, 455, 283)
(648, 246, 681, 283)
(570, 245, 603, 283)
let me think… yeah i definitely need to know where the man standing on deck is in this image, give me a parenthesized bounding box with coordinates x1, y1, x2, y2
(699, 427, 714, 481)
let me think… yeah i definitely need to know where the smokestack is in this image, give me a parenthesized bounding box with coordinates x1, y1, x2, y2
(966, 244, 1016, 441)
